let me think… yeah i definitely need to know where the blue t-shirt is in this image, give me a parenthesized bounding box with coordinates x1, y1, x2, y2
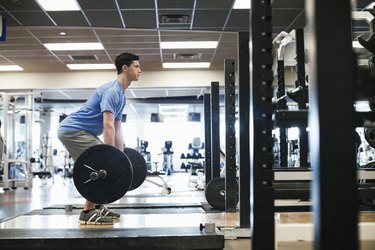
(58, 80, 126, 136)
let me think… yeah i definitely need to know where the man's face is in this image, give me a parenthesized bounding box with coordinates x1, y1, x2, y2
(126, 60, 141, 81)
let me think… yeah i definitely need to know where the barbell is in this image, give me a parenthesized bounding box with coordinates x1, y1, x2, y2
(73, 144, 147, 204)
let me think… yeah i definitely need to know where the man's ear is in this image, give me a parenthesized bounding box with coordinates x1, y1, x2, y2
(122, 64, 127, 72)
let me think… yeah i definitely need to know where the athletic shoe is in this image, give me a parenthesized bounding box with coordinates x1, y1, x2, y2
(96, 204, 121, 219)
(79, 209, 114, 225)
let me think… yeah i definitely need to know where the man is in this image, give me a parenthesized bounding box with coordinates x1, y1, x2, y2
(58, 52, 141, 225)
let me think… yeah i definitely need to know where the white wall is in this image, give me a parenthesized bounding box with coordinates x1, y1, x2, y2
(0, 69, 225, 90)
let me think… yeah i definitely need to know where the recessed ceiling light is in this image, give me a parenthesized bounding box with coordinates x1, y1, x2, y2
(0, 65, 23, 71)
(163, 62, 210, 69)
(59, 32, 66, 36)
(233, 0, 251, 9)
(160, 41, 218, 49)
(66, 64, 115, 70)
(36, 0, 81, 11)
(43, 42, 104, 51)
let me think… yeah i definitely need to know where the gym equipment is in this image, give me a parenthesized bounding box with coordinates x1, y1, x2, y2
(205, 177, 226, 211)
(73, 144, 147, 204)
(181, 137, 205, 171)
(161, 141, 174, 175)
(140, 140, 152, 171)
(125, 147, 147, 191)
(0, 92, 38, 190)
(358, 34, 375, 55)
(364, 127, 375, 148)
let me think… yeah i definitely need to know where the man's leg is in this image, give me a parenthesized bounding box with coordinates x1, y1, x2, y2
(57, 130, 114, 224)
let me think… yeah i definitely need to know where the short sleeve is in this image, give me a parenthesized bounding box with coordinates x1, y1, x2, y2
(100, 89, 119, 115)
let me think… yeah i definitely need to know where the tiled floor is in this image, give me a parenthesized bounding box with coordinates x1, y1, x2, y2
(0, 175, 79, 222)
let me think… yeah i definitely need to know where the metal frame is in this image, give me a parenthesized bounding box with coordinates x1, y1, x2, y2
(295, 29, 309, 168)
(204, 93, 212, 185)
(275, 58, 288, 168)
(306, 0, 358, 248)
(238, 31, 251, 228)
(210, 82, 221, 179)
(249, 0, 275, 249)
(224, 59, 237, 212)
(0, 92, 35, 190)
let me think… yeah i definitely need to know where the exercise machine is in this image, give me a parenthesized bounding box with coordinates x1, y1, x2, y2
(180, 137, 205, 188)
(0, 92, 37, 190)
(138, 140, 171, 194)
(161, 140, 174, 175)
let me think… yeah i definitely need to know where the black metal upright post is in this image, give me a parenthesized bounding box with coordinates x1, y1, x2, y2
(224, 59, 237, 212)
(211, 82, 221, 179)
(295, 29, 309, 168)
(249, 0, 274, 249)
(276, 59, 288, 168)
(306, 0, 358, 249)
(204, 93, 212, 185)
(238, 32, 250, 228)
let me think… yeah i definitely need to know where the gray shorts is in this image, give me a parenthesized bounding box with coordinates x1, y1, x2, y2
(57, 130, 102, 161)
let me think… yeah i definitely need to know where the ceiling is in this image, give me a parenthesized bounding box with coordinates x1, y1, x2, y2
(0, 0, 308, 73)
(0, 0, 373, 119)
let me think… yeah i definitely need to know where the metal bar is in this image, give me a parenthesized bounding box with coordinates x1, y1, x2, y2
(276, 59, 288, 167)
(295, 29, 309, 169)
(1, 93, 10, 189)
(249, 0, 275, 249)
(210, 82, 221, 179)
(306, 0, 358, 249)
(204, 93, 212, 184)
(224, 59, 237, 212)
(238, 31, 250, 228)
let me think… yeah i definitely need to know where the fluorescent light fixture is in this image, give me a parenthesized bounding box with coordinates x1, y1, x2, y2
(160, 41, 218, 49)
(36, 0, 81, 11)
(0, 65, 23, 71)
(233, 0, 251, 9)
(353, 41, 363, 48)
(163, 62, 210, 69)
(159, 104, 188, 116)
(43, 42, 104, 51)
(66, 64, 115, 70)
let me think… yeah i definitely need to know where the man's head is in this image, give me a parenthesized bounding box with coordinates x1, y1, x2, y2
(115, 52, 140, 75)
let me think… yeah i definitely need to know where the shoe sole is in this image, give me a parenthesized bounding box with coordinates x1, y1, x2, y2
(102, 216, 121, 219)
(79, 220, 114, 225)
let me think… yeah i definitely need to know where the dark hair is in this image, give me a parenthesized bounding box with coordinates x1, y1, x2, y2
(115, 52, 139, 75)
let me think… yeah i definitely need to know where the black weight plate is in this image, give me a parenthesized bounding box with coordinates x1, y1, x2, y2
(364, 127, 375, 149)
(125, 147, 147, 191)
(73, 144, 133, 204)
(205, 177, 226, 211)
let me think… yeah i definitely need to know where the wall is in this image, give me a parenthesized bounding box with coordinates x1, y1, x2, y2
(0, 69, 225, 90)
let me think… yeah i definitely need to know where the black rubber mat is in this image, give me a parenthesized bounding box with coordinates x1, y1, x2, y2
(45, 202, 202, 209)
(0, 227, 224, 250)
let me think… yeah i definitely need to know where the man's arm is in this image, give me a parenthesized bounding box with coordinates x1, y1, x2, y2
(114, 119, 124, 151)
(102, 111, 116, 146)
(102, 111, 124, 151)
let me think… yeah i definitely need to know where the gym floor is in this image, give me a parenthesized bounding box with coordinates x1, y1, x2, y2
(0, 173, 374, 250)
(0, 172, 249, 249)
